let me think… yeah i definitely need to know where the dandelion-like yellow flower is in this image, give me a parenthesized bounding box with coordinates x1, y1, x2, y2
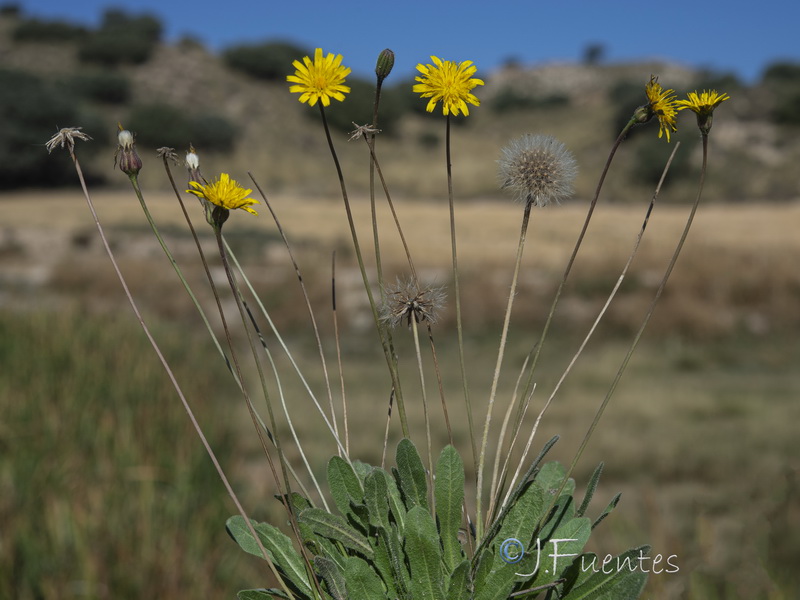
(287, 48, 351, 107)
(676, 89, 730, 135)
(413, 56, 485, 116)
(186, 173, 259, 215)
(676, 90, 730, 115)
(645, 76, 679, 142)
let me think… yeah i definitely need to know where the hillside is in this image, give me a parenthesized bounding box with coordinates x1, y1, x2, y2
(1, 9, 798, 202)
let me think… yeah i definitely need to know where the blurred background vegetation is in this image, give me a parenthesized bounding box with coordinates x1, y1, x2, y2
(1, 4, 799, 600)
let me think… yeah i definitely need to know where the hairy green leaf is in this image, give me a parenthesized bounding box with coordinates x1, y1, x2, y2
(405, 505, 445, 600)
(396, 438, 428, 511)
(561, 545, 651, 600)
(446, 560, 471, 600)
(577, 463, 604, 517)
(435, 445, 465, 572)
(298, 508, 373, 559)
(315, 556, 347, 600)
(342, 555, 385, 600)
(226, 516, 312, 597)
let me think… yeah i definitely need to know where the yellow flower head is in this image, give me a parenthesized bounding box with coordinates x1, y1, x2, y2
(186, 173, 259, 216)
(287, 48, 351, 107)
(676, 89, 730, 135)
(676, 90, 730, 116)
(645, 76, 679, 142)
(413, 56, 485, 116)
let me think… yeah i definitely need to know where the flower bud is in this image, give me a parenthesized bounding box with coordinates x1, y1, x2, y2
(375, 49, 395, 84)
(116, 126, 142, 176)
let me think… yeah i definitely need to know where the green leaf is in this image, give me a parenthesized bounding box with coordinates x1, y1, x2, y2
(372, 529, 399, 598)
(535, 461, 574, 498)
(435, 445, 465, 572)
(577, 463, 603, 518)
(560, 545, 651, 600)
(396, 438, 429, 511)
(446, 560, 471, 600)
(492, 481, 546, 572)
(364, 469, 391, 531)
(237, 589, 289, 600)
(405, 505, 445, 600)
(298, 508, 373, 559)
(226, 516, 313, 597)
(527, 517, 592, 589)
(592, 493, 621, 530)
(342, 555, 385, 600)
(328, 456, 364, 514)
(315, 556, 347, 600)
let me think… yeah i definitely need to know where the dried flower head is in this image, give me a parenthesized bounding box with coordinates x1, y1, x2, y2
(156, 147, 179, 164)
(186, 173, 259, 216)
(349, 123, 380, 141)
(287, 48, 351, 107)
(676, 89, 730, 135)
(381, 278, 446, 328)
(639, 76, 679, 142)
(186, 147, 200, 172)
(45, 127, 92, 154)
(498, 134, 578, 207)
(413, 56, 484, 116)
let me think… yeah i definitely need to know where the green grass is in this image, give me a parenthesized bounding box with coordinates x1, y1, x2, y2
(0, 308, 265, 599)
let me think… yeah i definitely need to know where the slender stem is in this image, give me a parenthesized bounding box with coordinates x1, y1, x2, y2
(445, 115, 478, 474)
(410, 315, 434, 510)
(361, 136, 417, 280)
(249, 174, 340, 446)
(540, 135, 709, 532)
(476, 201, 532, 538)
(427, 323, 453, 445)
(128, 174, 237, 382)
(331, 252, 350, 455)
(213, 227, 322, 595)
(69, 153, 292, 597)
(508, 119, 636, 456)
(318, 104, 409, 437)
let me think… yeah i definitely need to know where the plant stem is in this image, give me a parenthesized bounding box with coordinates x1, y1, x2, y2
(476, 200, 533, 538)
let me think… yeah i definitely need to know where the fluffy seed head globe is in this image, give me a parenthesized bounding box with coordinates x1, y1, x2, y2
(498, 134, 578, 207)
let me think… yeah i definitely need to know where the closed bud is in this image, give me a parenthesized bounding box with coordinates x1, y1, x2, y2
(375, 49, 395, 84)
(115, 125, 142, 176)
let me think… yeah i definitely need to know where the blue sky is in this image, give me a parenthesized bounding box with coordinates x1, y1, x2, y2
(16, 0, 799, 84)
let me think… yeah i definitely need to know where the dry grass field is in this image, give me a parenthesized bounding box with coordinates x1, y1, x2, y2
(2, 187, 799, 599)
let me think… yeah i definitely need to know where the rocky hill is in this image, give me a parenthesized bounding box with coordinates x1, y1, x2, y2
(1, 9, 797, 202)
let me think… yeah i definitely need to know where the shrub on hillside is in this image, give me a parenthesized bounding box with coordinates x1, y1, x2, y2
(127, 104, 237, 151)
(70, 71, 131, 104)
(12, 17, 88, 42)
(761, 61, 800, 126)
(0, 69, 105, 188)
(78, 9, 162, 66)
(223, 41, 311, 81)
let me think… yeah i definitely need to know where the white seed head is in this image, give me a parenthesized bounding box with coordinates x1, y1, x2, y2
(498, 134, 578, 207)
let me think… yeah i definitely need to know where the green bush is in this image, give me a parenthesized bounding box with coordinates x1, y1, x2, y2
(70, 71, 131, 104)
(223, 40, 311, 81)
(78, 9, 162, 66)
(491, 87, 569, 113)
(12, 17, 88, 42)
(127, 104, 237, 151)
(761, 61, 800, 126)
(0, 69, 105, 188)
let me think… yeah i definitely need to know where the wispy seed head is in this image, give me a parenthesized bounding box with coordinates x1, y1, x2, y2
(498, 134, 577, 207)
(380, 278, 446, 329)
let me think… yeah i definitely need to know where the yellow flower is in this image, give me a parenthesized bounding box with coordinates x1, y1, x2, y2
(287, 48, 351, 107)
(413, 56, 485, 116)
(645, 76, 679, 142)
(676, 89, 729, 135)
(676, 90, 730, 116)
(186, 173, 259, 215)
